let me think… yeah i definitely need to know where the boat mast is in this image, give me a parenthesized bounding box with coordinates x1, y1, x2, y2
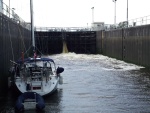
(30, 0, 35, 51)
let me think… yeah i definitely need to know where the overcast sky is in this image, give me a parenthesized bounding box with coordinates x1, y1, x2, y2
(3, 0, 150, 27)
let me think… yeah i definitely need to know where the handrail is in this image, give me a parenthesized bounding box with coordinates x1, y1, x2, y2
(35, 27, 92, 32)
(0, 1, 31, 30)
(36, 15, 150, 32)
(105, 15, 150, 31)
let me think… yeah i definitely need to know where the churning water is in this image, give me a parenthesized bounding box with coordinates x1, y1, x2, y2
(1, 53, 150, 113)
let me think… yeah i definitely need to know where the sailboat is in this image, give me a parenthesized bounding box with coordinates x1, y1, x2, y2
(9, 0, 64, 96)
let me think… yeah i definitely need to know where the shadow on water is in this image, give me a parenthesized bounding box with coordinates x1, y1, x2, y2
(0, 90, 17, 113)
(0, 88, 63, 113)
(129, 68, 150, 89)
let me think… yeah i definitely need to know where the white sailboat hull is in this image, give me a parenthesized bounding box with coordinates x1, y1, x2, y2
(15, 76, 60, 96)
(10, 57, 64, 96)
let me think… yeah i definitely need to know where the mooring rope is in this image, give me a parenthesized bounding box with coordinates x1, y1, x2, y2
(17, 25, 29, 57)
(35, 46, 44, 56)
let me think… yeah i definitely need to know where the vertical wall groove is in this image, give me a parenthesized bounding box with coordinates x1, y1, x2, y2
(96, 24, 150, 68)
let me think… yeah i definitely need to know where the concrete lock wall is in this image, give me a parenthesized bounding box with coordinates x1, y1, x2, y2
(123, 25, 150, 67)
(103, 29, 123, 60)
(96, 31, 103, 54)
(96, 25, 150, 68)
(96, 29, 123, 60)
(0, 13, 31, 90)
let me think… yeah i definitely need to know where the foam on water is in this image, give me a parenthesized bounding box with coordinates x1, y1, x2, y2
(48, 53, 144, 71)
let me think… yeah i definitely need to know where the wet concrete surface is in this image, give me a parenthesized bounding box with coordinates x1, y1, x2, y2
(1, 53, 150, 113)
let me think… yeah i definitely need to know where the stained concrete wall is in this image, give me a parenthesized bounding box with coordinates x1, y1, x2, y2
(123, 25, 150, 67)
(0, 13, 31, 90)
(96, 25, 150, 68)
(96, 31, 103, 54)
(103, 29, 123, 60)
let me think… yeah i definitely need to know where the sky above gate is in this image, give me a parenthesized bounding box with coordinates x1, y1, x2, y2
(3, 0, 150, 27)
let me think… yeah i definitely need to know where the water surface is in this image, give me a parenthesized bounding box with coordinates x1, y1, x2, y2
(1, 53, 150, 113)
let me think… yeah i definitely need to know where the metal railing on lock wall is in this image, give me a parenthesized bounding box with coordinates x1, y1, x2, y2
(105, 15, 150, 31)
(0, 1, 31, 30)
(35, 27, 92, 32)
(35, 15, 150, 32)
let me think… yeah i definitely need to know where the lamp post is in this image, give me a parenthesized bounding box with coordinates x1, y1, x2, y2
(9, 0, 10, 17)
(0, 0, 3, 13)
(112, 0, 117, 25)
(91, 7, 94, 23)
(127, 0, 128, 27)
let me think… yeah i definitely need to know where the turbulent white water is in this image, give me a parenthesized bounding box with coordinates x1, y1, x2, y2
(48, 53, 144, 71)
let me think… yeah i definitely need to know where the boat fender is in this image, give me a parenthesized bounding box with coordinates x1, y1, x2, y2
(59, 76, 63, 84)
(56, 67, 64, 74)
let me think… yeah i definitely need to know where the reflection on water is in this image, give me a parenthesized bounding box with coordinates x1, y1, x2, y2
(1, 53, 150, 113)
(43, 89, 63, 113)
